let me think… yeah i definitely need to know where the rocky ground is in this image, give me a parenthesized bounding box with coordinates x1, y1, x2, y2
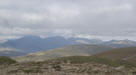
(0, 60, 136, 75)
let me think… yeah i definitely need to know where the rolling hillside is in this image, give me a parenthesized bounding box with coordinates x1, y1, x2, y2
(14, 45, 114, 62)
(95, 47, 136, 63)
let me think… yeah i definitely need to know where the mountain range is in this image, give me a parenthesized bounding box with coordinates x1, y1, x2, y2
(0, 36, 78, 53)
(1, 35, 136, 56)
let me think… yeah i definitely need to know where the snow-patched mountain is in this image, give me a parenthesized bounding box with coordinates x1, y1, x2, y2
(104, 39, 136, 48)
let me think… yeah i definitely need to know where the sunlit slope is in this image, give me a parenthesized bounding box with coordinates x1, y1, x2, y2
(14, 45, 113, 62)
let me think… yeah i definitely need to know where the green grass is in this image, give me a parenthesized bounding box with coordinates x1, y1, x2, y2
(0, 56, 17, 65)
(52, 56, 136, 67)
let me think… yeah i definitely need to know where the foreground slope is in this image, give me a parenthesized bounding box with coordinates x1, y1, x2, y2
(95, 47, 136, 63)
(14, 45, 113, 62)
(1, 56, 136, 75)
(0, 56, 16, 65)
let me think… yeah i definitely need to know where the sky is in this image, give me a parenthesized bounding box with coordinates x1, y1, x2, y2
(0, 0, 136, 41)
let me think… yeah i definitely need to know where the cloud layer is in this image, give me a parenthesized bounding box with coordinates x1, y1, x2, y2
(0, 0, 136, 41)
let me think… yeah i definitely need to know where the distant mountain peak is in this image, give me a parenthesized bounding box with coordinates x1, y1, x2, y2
(108, 39, 136, 45)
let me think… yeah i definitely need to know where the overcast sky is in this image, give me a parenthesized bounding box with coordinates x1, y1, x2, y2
(0, 0, 136, 41)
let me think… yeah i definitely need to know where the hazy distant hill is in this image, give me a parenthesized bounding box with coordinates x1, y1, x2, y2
(0, 48, 25, 57)
(0, 36, 104, 54)
(95, 47, 136, 63)
(1, 36, 78, 53)
(14, 45, 113, 62)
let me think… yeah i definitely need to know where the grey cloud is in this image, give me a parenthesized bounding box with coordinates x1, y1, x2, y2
(0, 0, 136, 40)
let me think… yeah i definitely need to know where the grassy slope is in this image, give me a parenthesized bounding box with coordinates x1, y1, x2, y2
(94, 47, 136, 64)
(14, 45, 113, 62)
(42, 56, 136, 67)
